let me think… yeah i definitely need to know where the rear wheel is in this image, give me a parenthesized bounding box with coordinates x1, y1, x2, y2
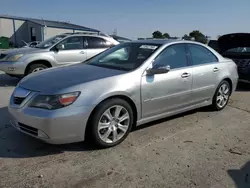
(212, 80, 231, 111)
(26, 64, 48, 75)
(88, 98, 133, 148)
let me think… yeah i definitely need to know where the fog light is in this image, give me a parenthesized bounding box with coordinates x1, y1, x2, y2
(8, 67, 16, 71)
(38, 130, 49, 139)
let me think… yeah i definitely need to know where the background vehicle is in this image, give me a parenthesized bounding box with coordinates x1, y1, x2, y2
(208, 33, 250, 83)
(8, 40, 238, 148)
(21, 40, 41, 48)
(0, 33, 119, 77)
(110, 35, 132, 43)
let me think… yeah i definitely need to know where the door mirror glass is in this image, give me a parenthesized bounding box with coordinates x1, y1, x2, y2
(146, 65, 170, 75)
(56, 43, 65, 50)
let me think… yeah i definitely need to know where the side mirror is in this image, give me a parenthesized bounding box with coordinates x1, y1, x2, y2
(146, 65, 170, 76)
(56, 43, 64, 51)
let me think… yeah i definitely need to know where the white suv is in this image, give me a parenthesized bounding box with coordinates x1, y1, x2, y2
(0, 33, 119, 77)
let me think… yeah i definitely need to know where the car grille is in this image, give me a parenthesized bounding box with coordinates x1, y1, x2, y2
(18, 122, 38, 136)
(0, 53, 6, 60)
(233, 59, 250, 69)
(14, 97, 25, 105)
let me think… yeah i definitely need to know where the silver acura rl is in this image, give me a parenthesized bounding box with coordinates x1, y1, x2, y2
(8, 39, 238, 148)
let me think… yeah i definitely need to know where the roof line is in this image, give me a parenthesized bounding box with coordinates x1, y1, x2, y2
(0, 14, 99, 32)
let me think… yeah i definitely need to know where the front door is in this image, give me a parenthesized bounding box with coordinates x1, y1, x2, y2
(141, 44, 193, 118)
(53, 36, 87, 66)
(186, 43, 220, 103)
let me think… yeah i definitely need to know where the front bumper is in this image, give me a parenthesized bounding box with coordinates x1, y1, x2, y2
(0, 61, 26, 75)
(8, 93, 93, 144)
(238, 67, 250, 82)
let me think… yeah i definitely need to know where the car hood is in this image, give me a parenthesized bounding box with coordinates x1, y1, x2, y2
(218, 33, 250, 53)
(18, 64, 126, 93)
(2, 47, 47, 56)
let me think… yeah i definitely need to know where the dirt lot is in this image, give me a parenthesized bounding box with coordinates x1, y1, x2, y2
(0, 72, 250, 188)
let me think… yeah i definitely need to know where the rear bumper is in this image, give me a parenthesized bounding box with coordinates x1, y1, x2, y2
(238, 67, 250, 82)
(0, 61, 25, 75)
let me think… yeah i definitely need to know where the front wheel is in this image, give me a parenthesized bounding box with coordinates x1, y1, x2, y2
(88, 98, 133, 148)
(26, 64, 48, 75)
(212, 80, 231, 111)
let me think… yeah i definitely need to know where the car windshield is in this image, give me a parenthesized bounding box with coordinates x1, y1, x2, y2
(85, 43, 161, 71)
(36, 35, 67, 49)
(225, 47, 250, 53)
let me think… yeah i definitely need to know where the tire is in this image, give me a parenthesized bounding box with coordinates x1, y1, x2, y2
(26, 64, 48, 75)
(87, 98, 134, 148)
(211, 80, 231, 111)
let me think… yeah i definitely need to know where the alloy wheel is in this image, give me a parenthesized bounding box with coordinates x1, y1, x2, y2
(32, 67, 45, 73)
(216, 83, 230, 108)
(98, 105, 130, 144)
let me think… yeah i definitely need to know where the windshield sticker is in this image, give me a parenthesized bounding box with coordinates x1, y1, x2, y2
(140, 45, 158, 50)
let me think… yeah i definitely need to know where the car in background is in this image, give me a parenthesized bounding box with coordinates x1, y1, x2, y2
(0, 33, 119, 77)
(111, 35, 132, 43)
(22, 40, 41, 48)
(208, 33, 250, 83)
(8, 39, 238, 148)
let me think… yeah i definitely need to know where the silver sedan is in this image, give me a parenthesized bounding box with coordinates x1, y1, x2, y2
(8, 40, 238, 148)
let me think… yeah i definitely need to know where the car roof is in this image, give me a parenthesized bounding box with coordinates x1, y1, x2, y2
(129, 39, 180, 45)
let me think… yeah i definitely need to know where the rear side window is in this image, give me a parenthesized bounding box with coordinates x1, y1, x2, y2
(86, 37, 111, 49)
(188, 44, 218, 66)
(153, 44, 188, 69)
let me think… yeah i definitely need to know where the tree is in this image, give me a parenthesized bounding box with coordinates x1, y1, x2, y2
(163, 33, 170, 39)
(189, 30, 207, 44)
(182, 34, 191, 40)
(152, 31, 163, 38)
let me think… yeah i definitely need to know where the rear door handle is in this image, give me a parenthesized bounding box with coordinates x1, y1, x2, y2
(79, 51, 85, 54)
(213, 67, 219, 72)
(181, 72, 191, 78)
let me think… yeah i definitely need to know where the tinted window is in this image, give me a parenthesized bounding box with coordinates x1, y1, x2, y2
(226, 47, 250, 53)
(188, 44, 218, 65)
(86, 43, 161, 71)
(86, 37, 110, 49)
(59, 36, 83, 50)
(153, 44, 187, 69)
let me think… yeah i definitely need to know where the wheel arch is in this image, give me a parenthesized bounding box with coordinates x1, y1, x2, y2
(85, 94, 138, 138)
(25, 60, 52, 75)
(221, 77, 233, 95)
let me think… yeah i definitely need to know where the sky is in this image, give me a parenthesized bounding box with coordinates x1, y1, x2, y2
(1, 0, 250, 39)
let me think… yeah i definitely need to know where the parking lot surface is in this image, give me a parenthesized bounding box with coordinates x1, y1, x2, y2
(0, 71, 250, 188)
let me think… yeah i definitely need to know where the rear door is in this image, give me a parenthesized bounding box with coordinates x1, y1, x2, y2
(85, 36, 112, 60)
(187, 43, 220, 103)
(53, 36, 87, 66)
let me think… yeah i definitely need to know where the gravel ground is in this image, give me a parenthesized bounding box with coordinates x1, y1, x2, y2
(0, 72, 250, 188)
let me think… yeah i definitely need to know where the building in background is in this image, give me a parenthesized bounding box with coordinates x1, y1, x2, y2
(0, 15, 99, 47)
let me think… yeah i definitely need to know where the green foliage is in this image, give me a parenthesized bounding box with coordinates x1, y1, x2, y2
(189, 30, 208, 44)
(163, 33, 170, 39)
(152, 31, 163, 38)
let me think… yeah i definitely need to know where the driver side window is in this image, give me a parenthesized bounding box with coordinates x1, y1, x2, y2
(58, 36, 83, 50)
(153, 44, 188, 69)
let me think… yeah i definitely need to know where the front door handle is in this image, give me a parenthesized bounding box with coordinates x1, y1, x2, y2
(79, 51, 85, 54)
(181, 72, 191, 78)
(213, 67, 219, 72)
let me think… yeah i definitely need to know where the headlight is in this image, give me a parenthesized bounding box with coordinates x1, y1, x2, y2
(6, 54, 24, 62)
(29, 92, 80, 110)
